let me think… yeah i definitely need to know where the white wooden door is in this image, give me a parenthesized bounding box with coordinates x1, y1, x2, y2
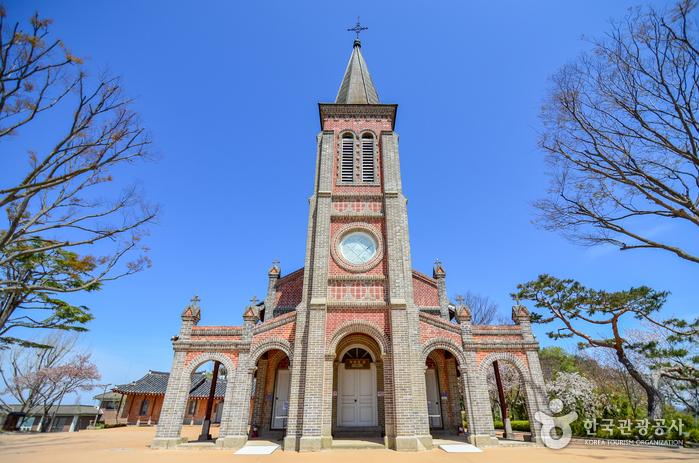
(272, 369, 290, 429)
(425, 368, 443, 428)
(338, 365, 377, 427)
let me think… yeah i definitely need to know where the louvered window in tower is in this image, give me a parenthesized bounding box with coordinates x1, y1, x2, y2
(341, 134, 354, 183)
(361, 134, 375, 182)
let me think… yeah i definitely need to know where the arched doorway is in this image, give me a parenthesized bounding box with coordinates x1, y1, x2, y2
(423, 349, 465, 438)
(481, 356, 538, 442)
(331, 333, 386, 439)
(249, 348, 292, 439)
(337, 346, 377, 427)
(182, 360, 228, 442)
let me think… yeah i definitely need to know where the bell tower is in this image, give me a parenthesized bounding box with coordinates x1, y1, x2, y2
(284, 37, 432, 451)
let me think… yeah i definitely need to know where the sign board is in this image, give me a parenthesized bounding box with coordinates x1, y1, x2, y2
(345, 358, 370, 369)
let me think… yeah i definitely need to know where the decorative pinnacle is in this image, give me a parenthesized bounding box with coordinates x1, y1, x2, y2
(272, 259, 280, 268)
(455, 294, 465, 306)
(434, 258, 442, 266)
(249, 296, 258, 306)
(347, 17, 368, 41)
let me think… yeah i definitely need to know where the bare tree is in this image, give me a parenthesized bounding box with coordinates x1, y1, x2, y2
(455, 291, 505, 325)
(0, 9, 157, 347)
(537, 1, 699, 263)
(0, 332, 76, 414)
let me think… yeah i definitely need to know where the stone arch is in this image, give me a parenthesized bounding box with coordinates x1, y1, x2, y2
(478, 351, 541, 442)
(478, 351, 531, 382)
(326, 320, 389, 357)
(421, 337, 467, 367)
(248, 338, 293, 368)
(184, 351, 237, 378)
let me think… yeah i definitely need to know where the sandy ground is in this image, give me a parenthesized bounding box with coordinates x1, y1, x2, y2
(0, 425, 697, 463)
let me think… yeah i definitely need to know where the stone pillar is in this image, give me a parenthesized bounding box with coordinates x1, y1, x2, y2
(513, 303, 547, 444)
(455, 303, 498, 447)
(284, 131, 333, 452)
(381, 131, 431, 451)
(217, 352, 253, 448)
(252, 358, 269, 431)
(263, 262, 280, 322)
(152, 297, 201, 449)
(445, 357, 461, 431)
(320, 354, 335, 448)
(433, 260, 449, 321)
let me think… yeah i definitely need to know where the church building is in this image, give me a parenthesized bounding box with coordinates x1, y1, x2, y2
(151, 37, 548, 452)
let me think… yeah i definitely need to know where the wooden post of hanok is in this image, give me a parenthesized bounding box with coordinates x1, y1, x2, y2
(198, 361, 220, 442)
(493, 360, 513, 439)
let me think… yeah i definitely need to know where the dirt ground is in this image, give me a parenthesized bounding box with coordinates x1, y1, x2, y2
(0, 425, 697, 463)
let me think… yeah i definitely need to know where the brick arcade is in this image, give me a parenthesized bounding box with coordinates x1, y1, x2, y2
(151, 39, 548, 452)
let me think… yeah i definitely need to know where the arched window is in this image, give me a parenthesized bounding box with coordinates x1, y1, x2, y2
(341, 133, 354, 183)
(361, 133, 375, 182)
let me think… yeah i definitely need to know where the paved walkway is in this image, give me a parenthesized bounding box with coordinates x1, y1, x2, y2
(0, 425, 696, 463)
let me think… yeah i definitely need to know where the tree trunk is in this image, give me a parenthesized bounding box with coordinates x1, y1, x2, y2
(616, 349, 664, 420)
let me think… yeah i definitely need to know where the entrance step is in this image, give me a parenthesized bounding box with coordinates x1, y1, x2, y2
(177, 441, 217, 450)
(333, 427, 382, 438)
(331, 438, 385, 450)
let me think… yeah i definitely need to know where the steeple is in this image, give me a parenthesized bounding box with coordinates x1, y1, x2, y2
(335, 40, 380, 104)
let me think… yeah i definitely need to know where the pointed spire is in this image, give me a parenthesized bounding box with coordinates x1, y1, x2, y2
(335, 40, 379, 104)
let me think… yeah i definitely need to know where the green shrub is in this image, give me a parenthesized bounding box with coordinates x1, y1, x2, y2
(104, 423, 127, 429)
(493, 420, 531, 432)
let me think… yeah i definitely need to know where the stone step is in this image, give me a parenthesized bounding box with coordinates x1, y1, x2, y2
(331, 438, 386, 450)
(333, 427, 382, 437)
(177, 441, 218, 450)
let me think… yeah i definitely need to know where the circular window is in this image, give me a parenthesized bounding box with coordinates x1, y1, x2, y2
(340, 231, 377, 265)
(331, 224, 383, 272)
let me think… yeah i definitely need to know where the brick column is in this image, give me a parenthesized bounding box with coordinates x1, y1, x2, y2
(217, 352, 253, 448)
(284, 132, 333, 452)
(151, 297, 201, 449)
(381, 131, 431, 451)
(433, 261, 449, 321)
(320, 354, 335, 447)
(263, 262, 280, 322)
(456, 303, 497, 446)
(513, 303, 547, 445)
(251, 359, 269, 430)
(445, 357, 461, 431)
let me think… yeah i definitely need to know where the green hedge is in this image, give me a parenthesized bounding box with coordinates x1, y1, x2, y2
(493, 420, 531, 432)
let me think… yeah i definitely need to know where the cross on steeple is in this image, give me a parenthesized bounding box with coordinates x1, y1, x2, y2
(249, 296, 258, 306)
(191, 295, 200, 305)
(455, 295, 465, 306)
(347, 17, 368, 40)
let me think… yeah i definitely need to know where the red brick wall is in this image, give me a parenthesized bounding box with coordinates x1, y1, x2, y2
(412, 271, 440, 307)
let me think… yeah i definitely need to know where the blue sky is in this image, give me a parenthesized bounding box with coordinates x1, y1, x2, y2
(3, 0, 695, 402)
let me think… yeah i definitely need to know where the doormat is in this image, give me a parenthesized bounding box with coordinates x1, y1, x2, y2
(439, 444, 483, 453)
(234, 444, 280, 455)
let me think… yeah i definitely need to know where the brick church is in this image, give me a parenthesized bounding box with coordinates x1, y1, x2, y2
(151, 38, 548, 451)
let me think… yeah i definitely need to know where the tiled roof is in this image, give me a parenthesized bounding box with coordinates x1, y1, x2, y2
(1, 404, 98, 416)
(189, 377, 227, 398)
(113, 370, 226, 398)
(113, 370, 169, 395)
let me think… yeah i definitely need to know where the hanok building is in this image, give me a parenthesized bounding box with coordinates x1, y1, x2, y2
(114, 370, 227, 426)
(152, 38, 548, 451)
